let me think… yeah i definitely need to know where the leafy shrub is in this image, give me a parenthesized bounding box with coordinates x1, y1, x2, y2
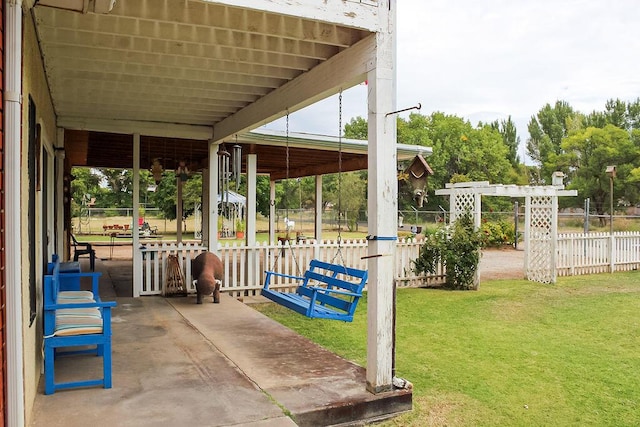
(413, 212, 484, 290)
(480, 220, 515, 247)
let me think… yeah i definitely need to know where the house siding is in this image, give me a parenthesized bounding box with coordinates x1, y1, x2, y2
(21, 11, 57, 424)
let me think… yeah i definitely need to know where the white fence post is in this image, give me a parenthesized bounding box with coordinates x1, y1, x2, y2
(610, 233, 616, 273)
(557, 231, 640, 277)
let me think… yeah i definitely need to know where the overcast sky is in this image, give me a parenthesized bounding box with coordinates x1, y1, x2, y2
(261, 0, 640, 162)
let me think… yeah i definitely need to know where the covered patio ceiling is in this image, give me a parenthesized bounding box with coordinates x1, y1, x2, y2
(31, 0, 392, 178)
(64, 128, 432, 181)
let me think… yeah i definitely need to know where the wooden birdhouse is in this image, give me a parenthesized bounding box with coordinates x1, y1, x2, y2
(404, 155, 434, 208)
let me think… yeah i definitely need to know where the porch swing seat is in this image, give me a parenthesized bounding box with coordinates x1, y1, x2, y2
(261, 259, 368, 322)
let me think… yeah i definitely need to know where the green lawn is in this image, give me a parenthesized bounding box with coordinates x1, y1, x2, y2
(253, 272, 640, 426)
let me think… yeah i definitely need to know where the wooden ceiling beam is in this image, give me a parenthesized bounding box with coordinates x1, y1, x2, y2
(204, 0, 379, 32)
(213, 34, 374, 143)
(270, 156, 368, 180)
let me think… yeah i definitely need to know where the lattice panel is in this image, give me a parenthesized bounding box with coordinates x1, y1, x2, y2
(451, 189, 476, 224)
(527, 196, 554, 283)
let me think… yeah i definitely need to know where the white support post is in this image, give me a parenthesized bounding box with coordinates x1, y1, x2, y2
(6, 0, 25, 423)
(474, 192, 482, 287)
(315, 175, 323, 243)
(55, 127, 65, 256)
(132, 133, 142, 297)
(610, 233, 616, 273)
(202, 167, 210, 247)
(177, 175, 183, 243)
(366, 0, 397, 394)
(247, 154, 257, 246)
(247, 154, 257, 286)
(315, 174, 323, 258)
(551, 195, 558, 282)
(269, 179, 276, 244)
(208, 140, 219, 252)
(524, 195, 531, 279)
(474, 192, 482, 230)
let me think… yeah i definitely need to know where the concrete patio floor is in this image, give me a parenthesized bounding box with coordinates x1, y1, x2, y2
(29, 259, 412, 427)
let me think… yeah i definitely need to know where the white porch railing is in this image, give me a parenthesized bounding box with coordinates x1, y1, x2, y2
(557, 232, 640, 276)
(138, 239, 445, 296)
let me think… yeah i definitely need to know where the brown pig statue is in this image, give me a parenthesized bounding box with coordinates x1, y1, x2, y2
(191, 252, 223, 304)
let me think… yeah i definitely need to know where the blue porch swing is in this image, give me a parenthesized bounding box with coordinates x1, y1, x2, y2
(261, 93, 368, 322)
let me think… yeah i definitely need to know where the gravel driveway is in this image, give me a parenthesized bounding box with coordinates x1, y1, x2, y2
(479, 247, 525, 280)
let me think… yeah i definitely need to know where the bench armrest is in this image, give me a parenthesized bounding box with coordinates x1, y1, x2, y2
(263, 271, 305, 289)
(45, 300, 117, 310)
(308, 286, 361, 298)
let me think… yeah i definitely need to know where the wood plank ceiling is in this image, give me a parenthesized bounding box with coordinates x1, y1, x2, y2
(32, 0, 374, 177)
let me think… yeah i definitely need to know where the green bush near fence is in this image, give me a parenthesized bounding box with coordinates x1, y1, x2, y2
(480, 220, 515, 247)
(413, 213, 484, 290)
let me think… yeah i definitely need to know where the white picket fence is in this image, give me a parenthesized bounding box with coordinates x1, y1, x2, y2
(557, 232, 640, 276)
(138, 239, 445, 296)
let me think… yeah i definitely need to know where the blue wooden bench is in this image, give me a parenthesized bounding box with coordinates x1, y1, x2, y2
(43, 257, 116, 394)
(261, 259, 368, 322)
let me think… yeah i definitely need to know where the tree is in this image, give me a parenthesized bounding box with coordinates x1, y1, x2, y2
(325, 172, 366, 231)
(346, 112, 520, 211)
(344, 116, 368, 139)
(70, 167, 104, 216)
(490, 116, 520, 167)
(557, 125, 640, 220)
(256, 176, 272, 217)
(584, 98, 640, 132)
(404, 113, 517, 210)
(99, 168, 134, 207)
(526, 101, 578, 183)
(150, 173, 202, 220)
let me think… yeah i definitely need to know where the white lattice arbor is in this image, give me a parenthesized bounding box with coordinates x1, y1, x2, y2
(436, 181, 577, 284)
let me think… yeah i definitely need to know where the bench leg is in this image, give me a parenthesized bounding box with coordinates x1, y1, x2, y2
(44, 345, 55, 395)
(103, 342, 113, 389)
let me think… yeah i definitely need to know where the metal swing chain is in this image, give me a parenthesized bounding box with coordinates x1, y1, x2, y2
(269, 112, 289, 269)
(285, 110, 292, 238)
(270, 111, 302, 276)
(332, 90, 346, 266)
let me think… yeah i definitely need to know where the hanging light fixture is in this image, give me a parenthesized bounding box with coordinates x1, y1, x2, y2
(176, 160, 190, 182)
(218, 144, 231, 205)
(151, 158, 164, 184)
(233, 137, 242, 192)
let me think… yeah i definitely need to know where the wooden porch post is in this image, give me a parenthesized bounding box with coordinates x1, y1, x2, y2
(55, 127, 65, 256)
(315, 174, 323, 259)
(315, 175, 323, 243)
(176, 175, 183, 243)
(202, 167, 209, 246)
(366, 0, 397, 394)
(208, 140, 219, 252)
(247, 153, 257, 286)
(524, 195, 531, 279)
(132, 133, 141, 297)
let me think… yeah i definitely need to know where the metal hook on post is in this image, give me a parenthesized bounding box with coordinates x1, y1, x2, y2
(385, 103, 421, 117)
